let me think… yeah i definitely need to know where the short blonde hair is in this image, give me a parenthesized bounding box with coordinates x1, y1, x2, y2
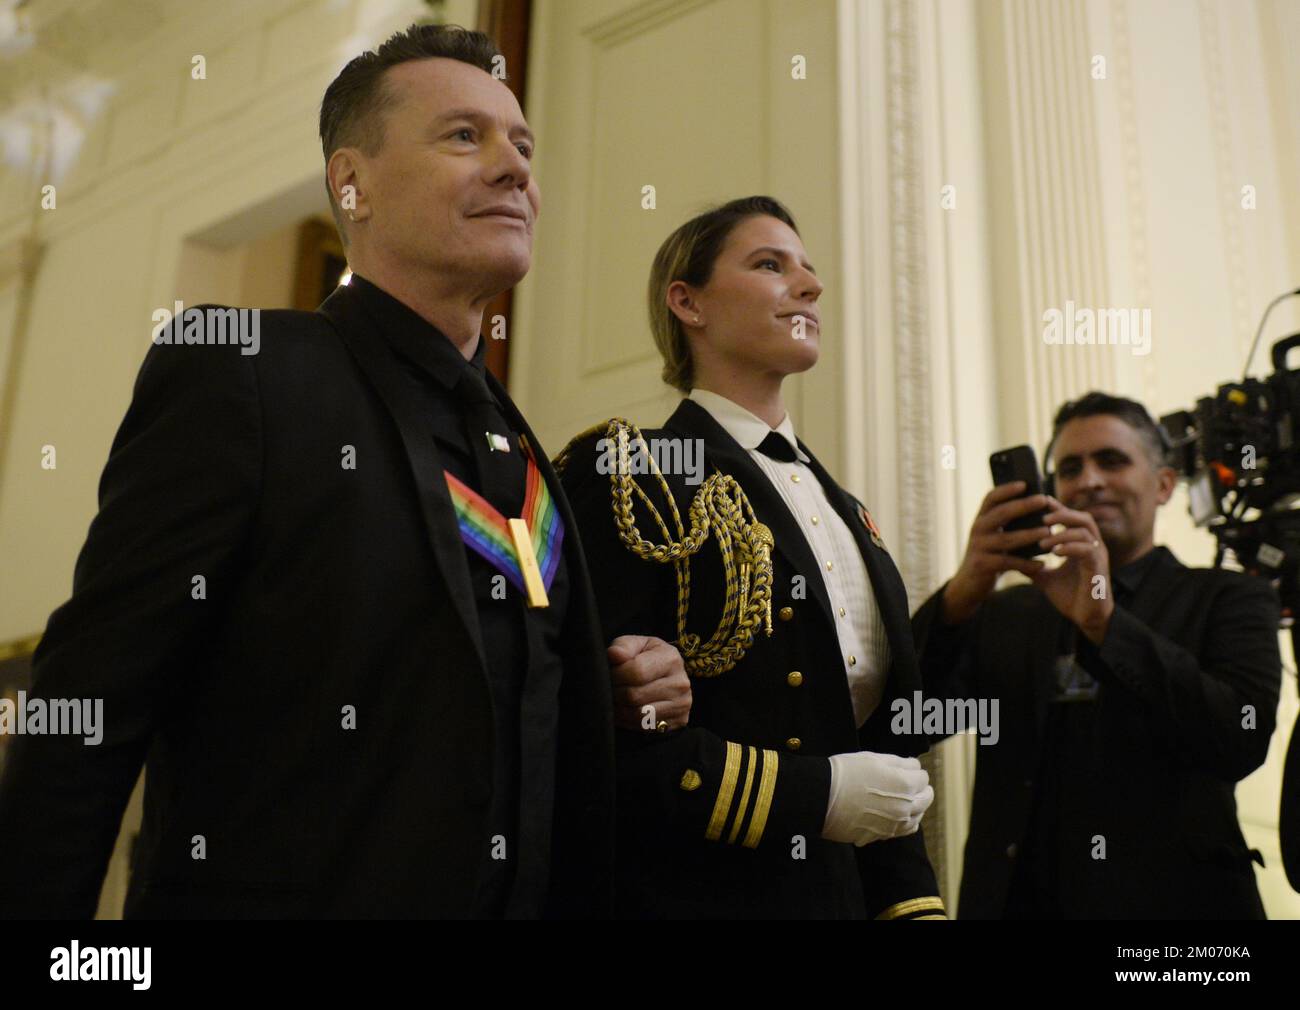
(647, 196, 799, 393)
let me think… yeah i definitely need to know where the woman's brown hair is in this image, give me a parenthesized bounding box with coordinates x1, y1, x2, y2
(647, 196, 799, 392)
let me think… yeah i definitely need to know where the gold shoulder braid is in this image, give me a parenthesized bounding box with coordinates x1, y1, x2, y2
(554, 418, 774, 677)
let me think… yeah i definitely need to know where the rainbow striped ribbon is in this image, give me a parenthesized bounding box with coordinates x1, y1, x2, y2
(443, 437, 563, 594)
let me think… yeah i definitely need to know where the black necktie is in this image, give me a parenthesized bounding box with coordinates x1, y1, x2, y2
(453, 364, 525, 517)
(756, 431, 798, 463)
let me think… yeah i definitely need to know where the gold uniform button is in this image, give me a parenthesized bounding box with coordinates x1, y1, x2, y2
(778, 606, 794, 621)
(786, 737, 802, 752)
(791, 474, 801, 483)
(810, 516, 820, 525)
(839, 607, 846, 617)
(825, 560, 834, 572)
(848, 655, 857, 667)
(679, 769, 702, 791)
(787, 671, 803, 687)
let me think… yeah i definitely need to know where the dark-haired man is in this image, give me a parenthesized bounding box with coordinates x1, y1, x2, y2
(0, 24, 688, 919)
(913, 392, 1282, 918)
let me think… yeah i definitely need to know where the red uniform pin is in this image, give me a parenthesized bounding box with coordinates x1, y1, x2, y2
(858, 503, 886, 551)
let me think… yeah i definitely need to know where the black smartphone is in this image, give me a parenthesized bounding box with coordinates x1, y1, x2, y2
(989, 445, 1049, 559)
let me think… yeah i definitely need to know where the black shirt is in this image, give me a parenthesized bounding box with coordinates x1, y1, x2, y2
(347, 273, 571, 918)
(1007, 546, 1168, 918)
(916, 540, 1280, 918)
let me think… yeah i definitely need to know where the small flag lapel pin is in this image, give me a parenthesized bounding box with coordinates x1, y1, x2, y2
(486, 432, 511, 453)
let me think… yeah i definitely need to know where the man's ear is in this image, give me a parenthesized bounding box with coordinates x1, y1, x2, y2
(1155, 465, 1177, 506)
(327, 148, 367, 220)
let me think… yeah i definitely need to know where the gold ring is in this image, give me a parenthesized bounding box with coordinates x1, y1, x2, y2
(656, 720, 669, 733)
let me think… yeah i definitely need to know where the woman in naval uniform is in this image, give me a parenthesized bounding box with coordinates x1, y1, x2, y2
(557, 196, 945, 920)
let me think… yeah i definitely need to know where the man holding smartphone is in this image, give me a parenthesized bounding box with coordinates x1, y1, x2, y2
(914, 392, 1282, 918)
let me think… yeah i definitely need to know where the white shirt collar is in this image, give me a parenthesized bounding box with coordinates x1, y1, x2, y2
(688, 388, 810, 463)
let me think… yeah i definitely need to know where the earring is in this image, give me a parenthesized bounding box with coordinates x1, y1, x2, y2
(347, 212, 356, 222)
(694, 315, 702, 324)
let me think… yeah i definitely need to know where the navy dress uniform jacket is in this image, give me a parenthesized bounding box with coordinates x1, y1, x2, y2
(0, 281, 614, 919)
(559, 398, 943, 919)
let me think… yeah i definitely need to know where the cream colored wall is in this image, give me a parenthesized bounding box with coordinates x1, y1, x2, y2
(513, 0, 843, 457)
(170, 220, 302, 313)
(0, 0, 471, 645)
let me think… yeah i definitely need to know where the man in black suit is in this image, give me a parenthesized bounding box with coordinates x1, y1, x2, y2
(0, 24, 687, 919)
(913, 392, 1282, 918)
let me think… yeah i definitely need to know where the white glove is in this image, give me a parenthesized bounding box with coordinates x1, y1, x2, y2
(821, 751, 934, 847)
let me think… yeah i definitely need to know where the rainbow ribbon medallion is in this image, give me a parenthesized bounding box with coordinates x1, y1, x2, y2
(444, 445, 563, 608)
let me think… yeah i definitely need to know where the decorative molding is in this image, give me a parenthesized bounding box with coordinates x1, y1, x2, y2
(838, 0, 952, 896)
(0, 236, 41, 287)
(841, 0, 951, 900)
(0, 234, 45, 513)
(993, 0, 1115, 436)
(582, 0, 714, 45)
(1110, 0, 1157, 402)
(1197, 0, 1253, 359)
(885, 0, 936, 615)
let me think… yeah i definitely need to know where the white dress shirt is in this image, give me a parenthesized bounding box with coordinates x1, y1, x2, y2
(688, 389, 890, 727)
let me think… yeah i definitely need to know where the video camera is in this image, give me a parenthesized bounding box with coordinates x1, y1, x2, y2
(1161, 309, 1300, 612)
(1158, 289, 1300, 893)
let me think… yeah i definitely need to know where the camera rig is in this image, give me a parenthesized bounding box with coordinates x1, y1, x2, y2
(1158, 288, 1300, 893)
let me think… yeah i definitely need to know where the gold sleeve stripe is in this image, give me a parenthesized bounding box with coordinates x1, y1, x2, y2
(911, 914, 948, 920)
(725, 746, 758, 844)
(742, 749, 778, 849)
(875, 896, 947, 920)
(705, 741, 743, 841)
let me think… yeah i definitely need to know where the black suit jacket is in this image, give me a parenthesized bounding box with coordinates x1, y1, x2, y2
(0, 282, 614, 918)
(913, 547, 1281, 919)
(558, 398, 942, 919)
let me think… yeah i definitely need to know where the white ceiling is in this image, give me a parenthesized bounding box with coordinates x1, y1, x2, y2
(0, 0, 185, 99)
